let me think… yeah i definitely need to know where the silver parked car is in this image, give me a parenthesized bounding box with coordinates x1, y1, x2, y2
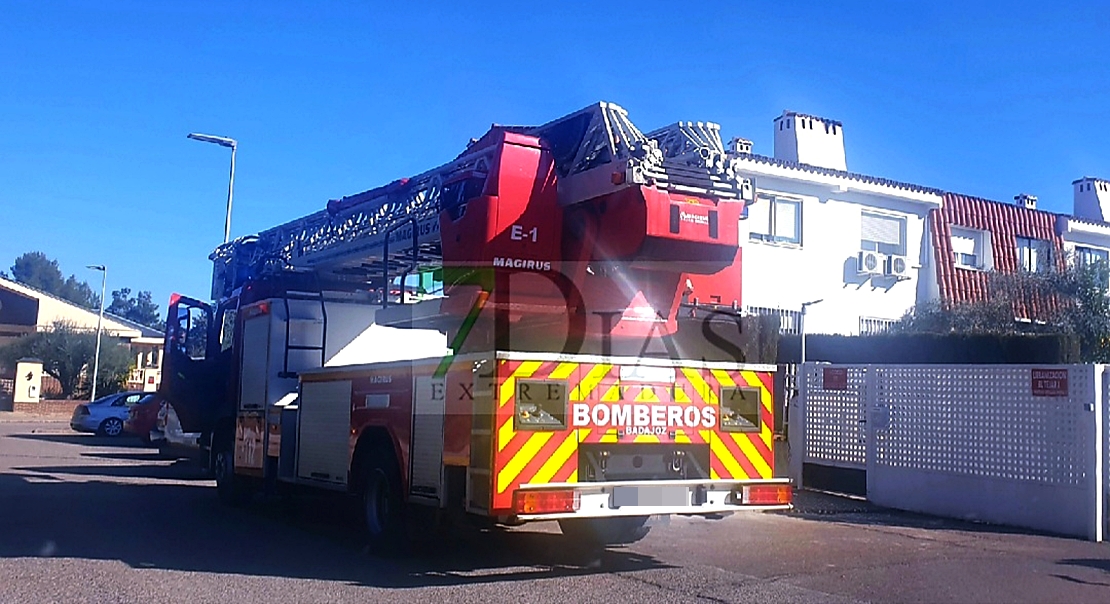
(70, 391, 147, 436)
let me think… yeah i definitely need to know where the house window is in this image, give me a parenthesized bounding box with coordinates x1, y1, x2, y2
(950, 226, 989, 269)
(1076, 246, 1110, 284)
(1016, 237, 1051, 272)
(860, 212, 906, 256)
(748, 195, 802, 245)
(1077, 246, 1109, 268)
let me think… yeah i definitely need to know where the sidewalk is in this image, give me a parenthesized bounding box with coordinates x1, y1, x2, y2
(0, 411, 69, 423)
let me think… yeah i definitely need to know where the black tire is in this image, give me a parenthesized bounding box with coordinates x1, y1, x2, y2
(157, 443, 178, 461)
(98, 417, 124, 437)
(361, 451, 405, 548)
(558, 516, 651, 546)
(213, 439, 252, 506)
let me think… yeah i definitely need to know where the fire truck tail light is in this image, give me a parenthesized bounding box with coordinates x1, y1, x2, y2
(740, 484, 792, 505)
(514, 489, 580, 515)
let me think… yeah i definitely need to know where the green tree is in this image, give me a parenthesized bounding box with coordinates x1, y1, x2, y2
(0, 320, 133, 398)
(894, 257, 1110, 362)
(11, 252, 65, 293)
(107, 288, 165, 331)
(59, 276, 99, 309)
(1046, 256, 1110, 362)
(9, 252, 99, 308)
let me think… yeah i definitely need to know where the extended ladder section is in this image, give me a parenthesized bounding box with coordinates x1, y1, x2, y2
(519, 103, 753, 205)
(209, 101, 754, 300)
(645, 120, 751, 197)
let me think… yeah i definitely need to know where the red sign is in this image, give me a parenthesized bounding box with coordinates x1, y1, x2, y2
(1031, 368, 1068, 397)
(823, 367, 849, 391)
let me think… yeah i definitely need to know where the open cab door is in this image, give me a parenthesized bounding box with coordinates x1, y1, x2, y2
(160, 294, 230, 434)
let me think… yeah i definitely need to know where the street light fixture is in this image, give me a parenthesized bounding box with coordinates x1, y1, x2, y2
(87, 265, 107, 402)
(799, 298, 824, 365)
(187, 132, 238, 244)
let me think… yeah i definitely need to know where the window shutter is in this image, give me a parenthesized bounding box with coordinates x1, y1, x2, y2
(949, 228, 979, 255)
(950, 234, 975, 255)
(747, 197, 771, 236)
(861, 213, 902, 245)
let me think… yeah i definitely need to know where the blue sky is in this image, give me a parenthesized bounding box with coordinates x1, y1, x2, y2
(2, 1, 1109, 316)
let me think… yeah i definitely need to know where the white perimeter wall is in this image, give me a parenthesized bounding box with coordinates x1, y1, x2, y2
(794, 363, 1106, 541)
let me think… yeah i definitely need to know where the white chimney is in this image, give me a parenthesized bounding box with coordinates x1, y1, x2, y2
(728, 137, 753, 154)
(1073, 177, 1110, 221)
(1014, 193, 1037, 210)
(772, 110, 846, 171)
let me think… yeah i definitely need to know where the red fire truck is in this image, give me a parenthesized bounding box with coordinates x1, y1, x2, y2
(161, 102, 791, 546)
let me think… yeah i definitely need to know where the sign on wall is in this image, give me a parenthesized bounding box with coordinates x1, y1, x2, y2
(1030, 368, 1068, 397)
(823, 367, 849, 390)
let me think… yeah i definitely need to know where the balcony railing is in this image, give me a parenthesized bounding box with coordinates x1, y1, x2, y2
(745, 306, 802, 335)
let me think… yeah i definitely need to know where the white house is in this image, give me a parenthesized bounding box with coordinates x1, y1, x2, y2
(732, 111, 943, 335)
(1059, 177, 1110, 273)
(0, 275, 165, 391)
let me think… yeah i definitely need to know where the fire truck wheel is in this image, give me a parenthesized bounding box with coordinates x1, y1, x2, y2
(362, 463, 403, 546)
(214, 445, 252, 506)
(557, 516, 651, 546)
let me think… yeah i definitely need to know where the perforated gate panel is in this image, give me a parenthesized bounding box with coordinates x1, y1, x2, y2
(873, 366, 1090, 486)
(801, 364, 867, 469)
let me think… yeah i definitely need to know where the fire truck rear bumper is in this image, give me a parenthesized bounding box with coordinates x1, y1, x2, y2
(510, 478, 792, 520)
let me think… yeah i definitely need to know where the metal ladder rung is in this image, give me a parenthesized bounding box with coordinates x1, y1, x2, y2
(280, 274, 328, 380)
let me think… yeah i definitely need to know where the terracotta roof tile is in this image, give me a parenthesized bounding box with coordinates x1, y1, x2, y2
(930, 193, 1064, 321)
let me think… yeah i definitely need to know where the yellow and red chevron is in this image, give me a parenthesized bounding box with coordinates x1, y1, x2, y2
(493, 359, 581, 512)
(700, 368, 775, 481)
(489, 358, 775, 513)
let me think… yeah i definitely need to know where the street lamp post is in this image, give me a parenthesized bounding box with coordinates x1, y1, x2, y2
(87, 265, 107, 402)
(187, 133, 238, 244)
(799, 298, 824, 365)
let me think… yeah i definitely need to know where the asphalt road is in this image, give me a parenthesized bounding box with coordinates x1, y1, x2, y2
(2, 418, 1109, 604)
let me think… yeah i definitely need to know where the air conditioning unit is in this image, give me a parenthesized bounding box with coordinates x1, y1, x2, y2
(885, 255, 910, 279)
(857, 250, 884, 276)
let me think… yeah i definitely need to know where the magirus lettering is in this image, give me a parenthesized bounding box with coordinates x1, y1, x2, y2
(679, 211, 709, 225)
(492, 257, 553, 271)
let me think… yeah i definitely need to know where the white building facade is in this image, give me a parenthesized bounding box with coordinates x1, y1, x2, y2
(1058, 176, 1110, 280)
(733, 111, 943, 335)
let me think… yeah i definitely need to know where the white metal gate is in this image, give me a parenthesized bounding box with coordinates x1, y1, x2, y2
(790, 364, 869, 496)
(791, 363, 1106, 542)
